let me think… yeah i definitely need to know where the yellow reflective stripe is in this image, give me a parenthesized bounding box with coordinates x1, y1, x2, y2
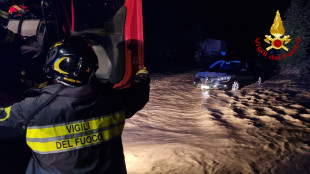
(27, 111, 125, 139)
(63, 77, 81, 83)
(53, 42, 62, 47)
(13, 5, 22, 11)
(136, 69, 148, 76)
(53, 57, 69, 75)
(0, 106, 11, 121)
(27, 124, 124, 154)
(0, 10, 8, 19)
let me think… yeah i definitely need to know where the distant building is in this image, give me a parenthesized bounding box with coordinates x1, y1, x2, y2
(195, 38, 226, 58)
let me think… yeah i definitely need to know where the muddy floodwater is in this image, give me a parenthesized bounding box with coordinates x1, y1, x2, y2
(123, 72, 310, 174)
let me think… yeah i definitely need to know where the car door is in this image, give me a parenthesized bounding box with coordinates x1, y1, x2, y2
(7, 0, 145, 89)
(237, 62, 252, 84)
(70, 0, 144, 89)
(246, 61, 260, 82)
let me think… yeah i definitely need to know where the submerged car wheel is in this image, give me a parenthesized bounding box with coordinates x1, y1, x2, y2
(194, 78, 202, 87)
(231, 81, 240, 91)
(257, 76, 262, 85)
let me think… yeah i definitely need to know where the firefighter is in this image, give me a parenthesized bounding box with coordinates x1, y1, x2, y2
(0, 36, 150, 173)
(0, 0, 45, 103)
(0, 0, 25, 100)
(0, 0, 25, 62)
(0, 0, 10, 26)
(0, 24, 26, 104)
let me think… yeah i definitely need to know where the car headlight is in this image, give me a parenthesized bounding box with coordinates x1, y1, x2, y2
(217, 76, 231, 81)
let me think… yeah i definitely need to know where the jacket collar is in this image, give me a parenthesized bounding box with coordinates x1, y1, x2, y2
(42, 83, 95, 98)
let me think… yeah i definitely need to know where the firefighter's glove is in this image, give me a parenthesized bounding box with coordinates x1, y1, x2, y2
(135, 68, 150, 83)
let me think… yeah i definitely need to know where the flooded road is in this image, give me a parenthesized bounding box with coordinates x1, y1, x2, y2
(123, 72, 310, 174)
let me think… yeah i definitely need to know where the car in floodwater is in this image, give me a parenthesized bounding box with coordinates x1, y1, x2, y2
(194, 60, 263, 90)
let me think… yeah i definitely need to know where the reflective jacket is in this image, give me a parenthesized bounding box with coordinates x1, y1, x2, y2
(0, 0, 11, 25)
(0, 77, 149, 174)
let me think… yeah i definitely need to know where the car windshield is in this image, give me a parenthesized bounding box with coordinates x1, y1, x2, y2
(209, 60, 241, 72)
(207, 60, 224, 71)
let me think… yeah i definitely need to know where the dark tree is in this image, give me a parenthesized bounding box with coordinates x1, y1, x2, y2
(281, 0, 310, 66)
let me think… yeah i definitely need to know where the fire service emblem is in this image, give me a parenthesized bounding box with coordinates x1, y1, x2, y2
(264, 10, 291, 51)
(255, 10, 300, 61)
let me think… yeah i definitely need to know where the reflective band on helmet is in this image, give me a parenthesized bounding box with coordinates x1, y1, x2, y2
(26, 111, 125, 154)
(12, 5, 22, 11)
(53, 57, 69, 75)
(0, 106, 11, 121)
(64, 77, 81, 83)
(0, 10, 8, 19)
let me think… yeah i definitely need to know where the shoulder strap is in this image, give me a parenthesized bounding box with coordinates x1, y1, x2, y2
(89, 90, 102, 117)
(28, 84, 65, 121)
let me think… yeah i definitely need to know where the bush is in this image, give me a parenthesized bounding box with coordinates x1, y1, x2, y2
(280, 0, 310, 68)
(278, 56, 310, 75)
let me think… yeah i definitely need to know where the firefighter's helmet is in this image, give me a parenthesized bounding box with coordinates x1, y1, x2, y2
(44, 36, 98, 86)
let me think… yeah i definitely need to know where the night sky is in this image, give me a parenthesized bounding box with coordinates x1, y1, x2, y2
(142, 0, 293, 71)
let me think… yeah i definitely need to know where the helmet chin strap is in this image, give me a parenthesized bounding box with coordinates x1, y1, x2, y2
(88, 70, 97, 81)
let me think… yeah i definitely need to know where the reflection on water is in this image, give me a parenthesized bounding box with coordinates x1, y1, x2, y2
(202, 90, 210, 101)
(123, 72, 310, 174)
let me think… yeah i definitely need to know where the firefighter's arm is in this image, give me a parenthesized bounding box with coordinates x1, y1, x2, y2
(0, 105, 25, 138)
(0, 97, 36, 138)
(0, 0, 11, 25)
(119, 68, 150, 118)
